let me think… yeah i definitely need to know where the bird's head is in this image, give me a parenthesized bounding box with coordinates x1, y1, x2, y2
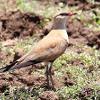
(54, 12, 76, 21)
(53, 12, 76, 29)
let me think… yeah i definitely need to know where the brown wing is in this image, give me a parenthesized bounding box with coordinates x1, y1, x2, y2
(17, 36, 60, 63)
(10, 38, 62, 70)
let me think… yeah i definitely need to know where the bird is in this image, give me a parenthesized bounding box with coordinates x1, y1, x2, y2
(0, 12, 76, 89)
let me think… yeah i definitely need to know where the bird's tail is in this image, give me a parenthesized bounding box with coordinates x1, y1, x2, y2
(0, 60, 40, 73)
(0, 61, 17, 73)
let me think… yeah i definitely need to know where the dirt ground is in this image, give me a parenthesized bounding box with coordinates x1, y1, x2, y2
(0, 0, 100, 99)
(0, 10, 43, 41)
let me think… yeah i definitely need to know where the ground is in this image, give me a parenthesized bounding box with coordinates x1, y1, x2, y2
(0, 0, 100, 100)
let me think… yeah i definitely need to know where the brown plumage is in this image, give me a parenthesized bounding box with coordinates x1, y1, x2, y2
(0, 12, 76, 89)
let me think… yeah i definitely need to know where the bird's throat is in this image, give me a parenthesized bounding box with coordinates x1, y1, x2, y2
(53, 22, 66, 29)
(53, 19, 66, 29)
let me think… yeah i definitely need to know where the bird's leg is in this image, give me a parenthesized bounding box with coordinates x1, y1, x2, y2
(45, 62, 54, 89)
(49, 62, 55, 89)
(45, 63, 50, 88)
